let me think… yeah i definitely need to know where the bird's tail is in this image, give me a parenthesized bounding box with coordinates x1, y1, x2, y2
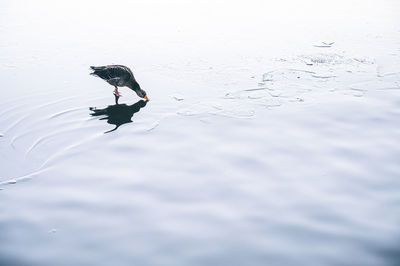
(89, 66, 106, 76)
(90, 66, 106, 71)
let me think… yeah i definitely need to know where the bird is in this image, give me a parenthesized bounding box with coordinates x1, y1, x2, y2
(90, 65, 149, 101)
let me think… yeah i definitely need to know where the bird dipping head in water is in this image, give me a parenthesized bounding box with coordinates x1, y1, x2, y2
(90, 64, 149, 101)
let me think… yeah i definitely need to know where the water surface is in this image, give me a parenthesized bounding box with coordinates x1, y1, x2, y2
(1, 1, 400, 265)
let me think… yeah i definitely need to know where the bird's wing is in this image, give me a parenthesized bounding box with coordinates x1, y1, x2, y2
(106, 77, 122, 86)
(109, 65, 135, 81)
(91, 65, 130, 81)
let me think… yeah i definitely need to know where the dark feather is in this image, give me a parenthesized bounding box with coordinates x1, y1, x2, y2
(90, 64, 145, 97)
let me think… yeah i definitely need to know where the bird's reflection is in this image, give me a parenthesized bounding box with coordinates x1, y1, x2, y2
(90, 95, 148, 133)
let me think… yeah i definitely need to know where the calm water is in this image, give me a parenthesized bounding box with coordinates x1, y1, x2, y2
(1, 1, 400, 265)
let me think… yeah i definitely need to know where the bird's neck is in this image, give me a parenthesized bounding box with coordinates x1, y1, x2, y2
(127, 80, 140, 91)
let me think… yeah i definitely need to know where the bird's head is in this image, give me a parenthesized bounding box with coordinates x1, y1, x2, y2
(130, 82, 149, 101)
(136, 88, 149, 101)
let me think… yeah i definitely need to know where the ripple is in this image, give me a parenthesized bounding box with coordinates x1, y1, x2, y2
(48, 107, 86, 119)
(0, 168, 47, 187)
(2, 96, 80, 134)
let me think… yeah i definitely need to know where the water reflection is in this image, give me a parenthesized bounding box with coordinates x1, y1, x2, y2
(90, 96, 148, 133)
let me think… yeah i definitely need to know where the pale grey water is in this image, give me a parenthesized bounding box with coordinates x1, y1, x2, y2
(1, 1, 400, 265)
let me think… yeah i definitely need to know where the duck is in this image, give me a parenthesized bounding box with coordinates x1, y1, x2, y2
(90, 65, 149, 101)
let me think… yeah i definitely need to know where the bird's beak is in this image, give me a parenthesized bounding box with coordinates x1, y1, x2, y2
(144, 96, 149, 101)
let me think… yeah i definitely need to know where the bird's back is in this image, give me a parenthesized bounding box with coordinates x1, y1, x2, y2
(90, 65, 134, 82)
